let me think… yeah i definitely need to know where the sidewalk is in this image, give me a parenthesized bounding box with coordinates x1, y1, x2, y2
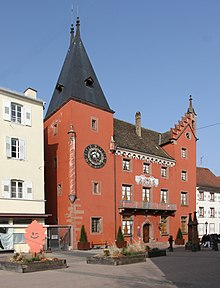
(0, 249, 176, 288)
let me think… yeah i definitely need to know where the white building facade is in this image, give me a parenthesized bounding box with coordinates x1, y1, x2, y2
(196, 167, 220, 238)
(0, 87, 46, 252)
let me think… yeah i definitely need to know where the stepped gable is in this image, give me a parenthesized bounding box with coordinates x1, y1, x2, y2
(114, 118, 174, 160)
(197, 167, 220, 189)
(169, 113, 192, 140)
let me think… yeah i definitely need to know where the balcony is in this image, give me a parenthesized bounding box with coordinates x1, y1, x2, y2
(119, 200, 176, 216)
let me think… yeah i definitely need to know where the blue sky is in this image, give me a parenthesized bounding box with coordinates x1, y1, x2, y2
(1, 0, 220, 175)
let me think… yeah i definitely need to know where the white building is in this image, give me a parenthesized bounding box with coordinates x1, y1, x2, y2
(0, 87, 46, 252)
(196, 167, 220, 238)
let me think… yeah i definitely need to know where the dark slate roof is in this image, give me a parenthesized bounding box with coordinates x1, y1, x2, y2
(197, 167, 220, 189)
(114, 118, 174, 160)
(46, 18, 113, 118)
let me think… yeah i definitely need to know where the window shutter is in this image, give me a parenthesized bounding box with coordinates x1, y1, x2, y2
(21, 106, 25, 125)
(3, 179, 10, 198)
(26, 181, 33, 199)
(3, 100, 10, 121)
(19, 139, 25, 160)
(6, 136, 11, 157)
(24, 106, 32, 126)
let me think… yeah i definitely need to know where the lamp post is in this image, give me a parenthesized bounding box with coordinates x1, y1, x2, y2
(205, 221, 208, 235)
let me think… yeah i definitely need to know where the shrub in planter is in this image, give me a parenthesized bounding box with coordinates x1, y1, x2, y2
(175, 228, 185, 245)
(115, 226, 127, 248)
(77, 225, 90, 250)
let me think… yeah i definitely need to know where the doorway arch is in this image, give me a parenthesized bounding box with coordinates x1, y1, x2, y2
(143, 222, 151, 243)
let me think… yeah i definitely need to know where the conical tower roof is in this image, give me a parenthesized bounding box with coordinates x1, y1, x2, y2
(46, 18, 113, 118)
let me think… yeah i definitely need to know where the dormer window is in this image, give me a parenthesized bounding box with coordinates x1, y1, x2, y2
(56, 83, 64, 93)
(85, 77, 94, 87)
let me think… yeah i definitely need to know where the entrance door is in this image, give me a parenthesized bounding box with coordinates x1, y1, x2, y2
(143, 223, 150, 243)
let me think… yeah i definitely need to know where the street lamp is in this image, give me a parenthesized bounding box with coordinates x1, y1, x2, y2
(205, 221, 208, 235)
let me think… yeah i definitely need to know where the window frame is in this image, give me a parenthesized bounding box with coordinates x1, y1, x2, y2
(198, 207, 204, 217)
(143, 162, 150, 174)
(92, 181, 101, 195)
(11, 102, 22, 124)
(91, 117, 98, 132)
(181, 216, 188, 234)
(180, 192, 188, 206)
(160, 189, 168, 203)
(181, 147, 187, 159)
(142, 187, 150, 202)
(11, 180, 23, 199)
(181, 170, 187, 181)
(122, 158, 131, 171)
(161, 166, 168, 178)
(122, 184, 132, 201)
(91, 217, 102, 234)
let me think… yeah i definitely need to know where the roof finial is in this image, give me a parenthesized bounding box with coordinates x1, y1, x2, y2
(70, 4, 74, 45)
(76, 16, 80, 37)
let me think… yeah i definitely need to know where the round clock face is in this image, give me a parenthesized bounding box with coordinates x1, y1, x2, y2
(84, 144, 107, 168)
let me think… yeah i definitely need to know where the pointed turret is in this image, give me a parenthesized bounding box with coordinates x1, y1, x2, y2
(187, 95, 196, 115)
(46, 18, 113, 118)
(187, 95, 196, 132)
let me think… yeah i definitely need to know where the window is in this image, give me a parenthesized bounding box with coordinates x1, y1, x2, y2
(185, 132, 191, 140)
(210, 192, 215, 201)
(160, 216, 168, 235)
(198, 207, 204, 217)
(142, 187, 150, 202)
(11, 180, 23, 198)
(92, 181, 100, 195)
(53, 123, 58, 136)
(3, 100, 32, 126)
(143, 163, 150, 174)
(123, 159, 131, 171)
(181, 171, 187, 181)
(210, 208, 215, 218)
(199, 191, 204, 201)
(122, 185, 131, 201)
(91, 117, 98, 131)
(160, 189, 168, 203)
(91, 217, 102, 233)
(181, 192, 188, 206)
(181, 216, 187, 233)
(6, 137, 25, 160)
(181, 148, 187, 158)
(122, 218, 132, 235)
(161, 167, 167, 178)
(3, 179, 32, 200)
(11, 103, 22, 124)
(57, 184, 62, 196)
(13, 233, 25, 244)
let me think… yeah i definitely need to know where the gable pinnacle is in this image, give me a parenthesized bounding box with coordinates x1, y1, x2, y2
(187, 95, 196, 115)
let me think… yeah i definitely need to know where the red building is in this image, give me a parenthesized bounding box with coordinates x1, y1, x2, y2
(44, 19, 197, 249)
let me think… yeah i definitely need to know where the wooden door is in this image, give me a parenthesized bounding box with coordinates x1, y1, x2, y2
(143, 223, 150, 243)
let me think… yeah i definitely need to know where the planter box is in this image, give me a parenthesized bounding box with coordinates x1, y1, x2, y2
(0, 259, 67, 273)
(115, 241, 127, 249)
(147, 249, 166, 258)
(175, 239, 185, 245)
(87, 254, 146, 266)
(77, 242, 91, 250)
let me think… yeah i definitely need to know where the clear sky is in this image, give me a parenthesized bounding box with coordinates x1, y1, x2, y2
(1, 0, 220, 175)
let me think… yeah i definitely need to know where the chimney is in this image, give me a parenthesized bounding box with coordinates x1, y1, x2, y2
(135, 111, 141, 137)
(24, 88, 37, 99)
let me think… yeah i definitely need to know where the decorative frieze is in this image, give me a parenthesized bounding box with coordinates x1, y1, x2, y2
(115, 149, 175, 167)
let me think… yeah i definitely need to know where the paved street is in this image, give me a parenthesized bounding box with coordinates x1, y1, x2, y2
(0, 247, 220, 288)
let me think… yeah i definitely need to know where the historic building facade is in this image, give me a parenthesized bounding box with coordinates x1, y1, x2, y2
(196, 167, 220, 237)
(0, 87, 46, 252)
(44, 19, 197, 249)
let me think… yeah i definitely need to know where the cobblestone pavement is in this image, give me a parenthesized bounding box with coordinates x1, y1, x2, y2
(1, 247, 220, 288)
(151, 247, 220, 288)
(0, 249, 176, 288)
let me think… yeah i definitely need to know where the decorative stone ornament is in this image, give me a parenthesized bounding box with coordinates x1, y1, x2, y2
(84, 144, 107, 168)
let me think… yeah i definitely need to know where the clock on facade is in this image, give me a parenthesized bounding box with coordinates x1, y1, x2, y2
(84, 144, 107, 168)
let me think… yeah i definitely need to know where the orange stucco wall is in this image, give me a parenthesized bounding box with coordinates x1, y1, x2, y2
(44, 100, 197, 248)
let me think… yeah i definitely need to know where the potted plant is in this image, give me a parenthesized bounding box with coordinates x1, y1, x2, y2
(77, 225, 90, 250)
(175, 228, 185, 245)
(115, 226, 127, 248)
